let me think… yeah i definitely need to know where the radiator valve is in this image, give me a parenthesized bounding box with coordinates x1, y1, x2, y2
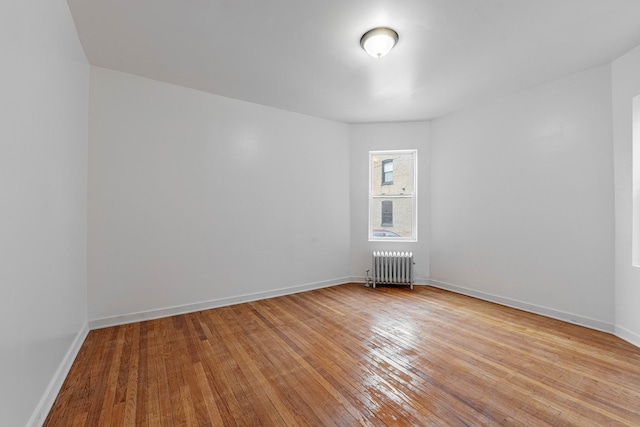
(365, 269, 372, 287)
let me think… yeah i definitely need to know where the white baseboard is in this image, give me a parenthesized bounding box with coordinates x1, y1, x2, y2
(615, 324, 640, 348)
(28, 322, 89, 427)
(89, 277, 351, 329)
(428, 279, 615, 333)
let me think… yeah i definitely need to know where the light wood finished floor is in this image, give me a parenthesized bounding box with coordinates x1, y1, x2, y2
(45, 284, 640, 426)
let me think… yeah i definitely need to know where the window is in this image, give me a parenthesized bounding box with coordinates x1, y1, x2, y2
(382, 160, 393, 185)
(369, 150, 417, 241)
(381, 201, 393, 226)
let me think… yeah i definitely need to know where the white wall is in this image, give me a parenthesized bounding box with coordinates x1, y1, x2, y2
(430, 65, 615, 330)
(0, 1, 89, 426)
(88, 67, 351, 324)
(349, 122, 430, 282)
(612, 44, 640, 347)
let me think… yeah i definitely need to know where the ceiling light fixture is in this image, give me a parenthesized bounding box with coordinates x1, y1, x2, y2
(360, 27, 399, 58)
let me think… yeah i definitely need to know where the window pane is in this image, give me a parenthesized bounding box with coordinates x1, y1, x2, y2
(381, 200, 393, 226)
(372, 153, 414, 196)
(381, 160, 393, 184)
(371, 197, 413, 238)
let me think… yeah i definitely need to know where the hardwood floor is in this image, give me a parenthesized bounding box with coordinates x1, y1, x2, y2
(45, 284, 640, 426)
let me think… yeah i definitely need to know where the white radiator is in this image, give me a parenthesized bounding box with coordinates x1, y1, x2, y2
(372, 251, 414, 289)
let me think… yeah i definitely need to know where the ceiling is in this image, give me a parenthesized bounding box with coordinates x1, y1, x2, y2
(67, 0, 640, 124)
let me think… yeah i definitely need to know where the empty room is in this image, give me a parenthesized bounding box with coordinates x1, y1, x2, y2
(4, 0, 640, 425)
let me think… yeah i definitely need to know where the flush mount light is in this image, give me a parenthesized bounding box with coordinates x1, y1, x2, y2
(360, 27, 399, 58)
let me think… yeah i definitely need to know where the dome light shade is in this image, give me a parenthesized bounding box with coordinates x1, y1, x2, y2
(360, 27, 399, 58)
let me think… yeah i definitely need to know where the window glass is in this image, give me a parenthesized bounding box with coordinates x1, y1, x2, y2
(382, 160, 393, 185)
(381, 200, 393, 226)
(369, 150, 417, 241)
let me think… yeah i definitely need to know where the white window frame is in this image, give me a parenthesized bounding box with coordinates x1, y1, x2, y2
(368, 149, 418, 242)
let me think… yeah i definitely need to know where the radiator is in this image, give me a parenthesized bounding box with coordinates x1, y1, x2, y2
(372, 251, 414, 289)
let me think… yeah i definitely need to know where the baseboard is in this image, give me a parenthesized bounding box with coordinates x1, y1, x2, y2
(428, 279, 615, 333)
(89, 277, 351, 329)
(27, 322, 89, 427)
(615, 324, 640, 348)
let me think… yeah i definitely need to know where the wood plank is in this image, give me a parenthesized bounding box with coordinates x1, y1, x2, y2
(44, 284, 640, 426)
